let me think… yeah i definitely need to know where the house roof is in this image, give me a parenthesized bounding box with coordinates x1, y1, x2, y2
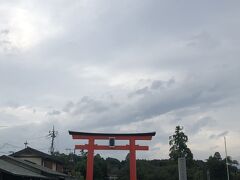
(0, 159, 48, 179)
(11, 146, 63, 164)
(1, 155, 67, 178)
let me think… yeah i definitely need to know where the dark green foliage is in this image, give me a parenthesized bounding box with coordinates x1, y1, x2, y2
(169, 126, 193, 161)
(136, 159, 178, 180)
(207, 153, 239, 180)
(94, 154, 108, 180)
(51, 151, 239, 180)
(106, 157, 121, 177)
(187, 160, 207, 180)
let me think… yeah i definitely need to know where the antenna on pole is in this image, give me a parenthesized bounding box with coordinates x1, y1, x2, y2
(49, 126, 58, 155)
(224, 136, 230, 180)
(24, 140, 28, 148)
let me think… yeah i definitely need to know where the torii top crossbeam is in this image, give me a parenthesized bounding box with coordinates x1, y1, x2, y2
(69, 131, 156, 140)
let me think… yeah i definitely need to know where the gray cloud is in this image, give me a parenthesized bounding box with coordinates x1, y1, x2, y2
(47, 109, 61, 116)
(63, 71, 238, 130)
(151, 78, 175, 89)
(187, 32, 220, 50)
(62, 101, 74, 113)
(128, 87, 149, 98)
(0, 29, 14, 53)
(72, 96, 109, 115)
(151, 80, 163, 90)
(209, 131, 229, 139)
(188, 116, 215, 134)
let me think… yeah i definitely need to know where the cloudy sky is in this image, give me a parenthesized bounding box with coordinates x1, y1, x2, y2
(0, 0, 240, 162)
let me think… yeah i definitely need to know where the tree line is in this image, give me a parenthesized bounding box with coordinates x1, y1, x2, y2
(53, 126, 239, 180)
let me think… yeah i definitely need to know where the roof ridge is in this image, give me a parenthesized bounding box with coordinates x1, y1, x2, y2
(11, 146, 63, 164)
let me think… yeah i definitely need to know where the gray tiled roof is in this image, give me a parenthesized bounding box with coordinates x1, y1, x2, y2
(0, 159, 48, 179)
(1, 155, 67, 177)
(11, 147, 63, 164)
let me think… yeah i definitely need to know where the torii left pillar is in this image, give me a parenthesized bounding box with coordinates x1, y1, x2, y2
(129, 137, 137, 180)
(69, 131, 156, 180)
(86, 138, 94, 180)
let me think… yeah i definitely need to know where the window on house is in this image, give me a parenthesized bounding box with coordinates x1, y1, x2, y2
(44, 160, 53, 169)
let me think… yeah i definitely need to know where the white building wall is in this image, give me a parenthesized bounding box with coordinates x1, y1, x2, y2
(52, 162, 57, 171)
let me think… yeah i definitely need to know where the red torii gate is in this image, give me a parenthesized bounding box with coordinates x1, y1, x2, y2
(69, 131, 156, 180)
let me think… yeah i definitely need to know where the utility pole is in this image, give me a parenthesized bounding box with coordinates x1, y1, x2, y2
(224, 136, 230, 180)
(49, 126, 58, 155)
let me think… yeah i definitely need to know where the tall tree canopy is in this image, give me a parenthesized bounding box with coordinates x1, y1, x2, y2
(207, 152, 239, 180)
(169, 126, 193, 161)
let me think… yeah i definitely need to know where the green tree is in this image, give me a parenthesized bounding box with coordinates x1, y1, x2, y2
(207, 153, 239, 180)
(169, 126, 193, 161)
(213, 152, 222, 161)
(207, 153, 226, 180)
(93, 154, 107, 180)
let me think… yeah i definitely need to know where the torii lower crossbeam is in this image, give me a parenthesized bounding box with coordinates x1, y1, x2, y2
(69, 131, 156, 180)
